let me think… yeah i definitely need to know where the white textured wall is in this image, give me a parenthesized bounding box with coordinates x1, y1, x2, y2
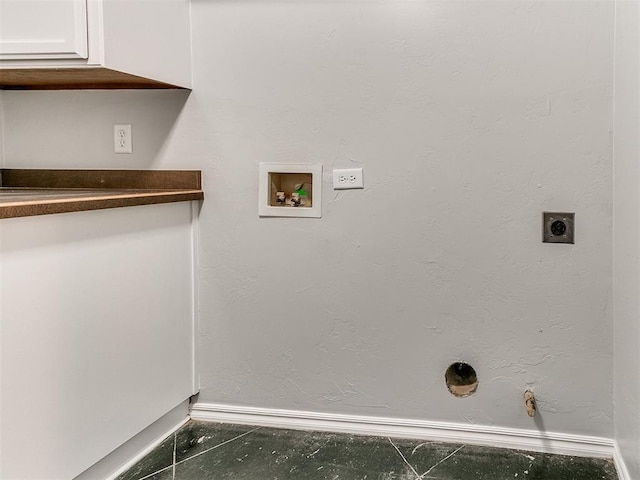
(1, 90, 192, 169)
(613, 0, 640, 477)
(2, 0, 614, 438)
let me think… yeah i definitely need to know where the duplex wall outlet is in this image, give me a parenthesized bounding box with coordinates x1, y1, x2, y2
(114, 124, 132, 154)
(333, 168, 364, 189)
(543, 212, 575, 244)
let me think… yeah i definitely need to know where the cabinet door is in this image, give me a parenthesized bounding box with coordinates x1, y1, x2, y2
(0, 0, 88, 59)
(0, 203, 197, 480)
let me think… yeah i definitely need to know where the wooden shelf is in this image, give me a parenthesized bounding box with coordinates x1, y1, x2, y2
(0, 68, 187, 90)
(0, 169, 203, 219)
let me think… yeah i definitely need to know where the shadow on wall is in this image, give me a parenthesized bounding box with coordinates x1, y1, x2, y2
(1, 89, 191, 169)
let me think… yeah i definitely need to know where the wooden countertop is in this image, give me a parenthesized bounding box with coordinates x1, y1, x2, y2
(0, 169, 204, 219)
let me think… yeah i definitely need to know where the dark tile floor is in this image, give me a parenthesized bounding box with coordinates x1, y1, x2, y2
(116, 421, 618, 480)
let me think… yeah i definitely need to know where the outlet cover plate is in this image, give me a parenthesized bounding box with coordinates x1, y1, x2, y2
(333, 168, 364, 189)
(113, 124, 132, 154)
(543, 212, 575, 244)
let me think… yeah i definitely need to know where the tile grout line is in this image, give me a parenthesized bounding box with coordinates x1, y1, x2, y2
(418, 444, 466, 479)
(172, 432, 177, 480)
(175, 427, 263, 467)
(411, 443, 428, 456)
(136, 464, 173, 480)
(388, 437, 421, 480)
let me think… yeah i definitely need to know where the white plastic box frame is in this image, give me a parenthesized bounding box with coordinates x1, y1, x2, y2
(258, 163, 322, 218)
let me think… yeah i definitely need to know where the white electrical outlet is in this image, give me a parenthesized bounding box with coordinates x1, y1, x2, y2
(113, 124, 132, 154)
(333, 168, 364, 189)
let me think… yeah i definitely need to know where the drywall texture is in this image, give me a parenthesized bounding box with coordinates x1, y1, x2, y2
(613, 0, 640, 477)
(0, 89, 192, 169)
(2, 1, 614, 437)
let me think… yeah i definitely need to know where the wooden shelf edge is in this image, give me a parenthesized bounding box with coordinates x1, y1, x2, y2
(0, 67, 190, 90)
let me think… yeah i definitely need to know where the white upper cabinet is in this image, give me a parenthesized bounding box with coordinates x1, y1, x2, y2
(0, 0, 191, 89)
(0, 0, 88, 60)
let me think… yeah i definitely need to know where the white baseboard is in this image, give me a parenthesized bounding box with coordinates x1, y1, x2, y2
(613, 443, 632, 480)
(73, 401, 629, 480)
(191, 402, 616, 462)
(74, 400, 190, 480)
